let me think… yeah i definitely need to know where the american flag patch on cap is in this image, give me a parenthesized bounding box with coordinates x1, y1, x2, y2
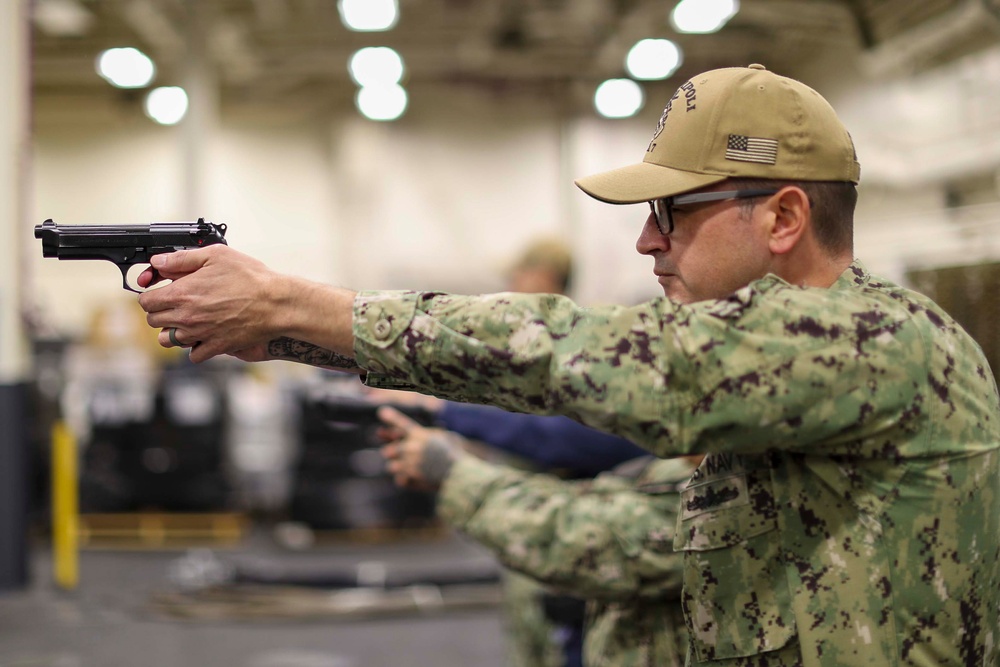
(725, 134, 778, 165)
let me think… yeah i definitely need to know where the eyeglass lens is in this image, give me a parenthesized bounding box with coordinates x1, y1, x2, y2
(650, 199, 672, 235)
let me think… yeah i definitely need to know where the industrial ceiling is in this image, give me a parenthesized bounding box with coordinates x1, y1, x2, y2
(29, 0, 1000, 117)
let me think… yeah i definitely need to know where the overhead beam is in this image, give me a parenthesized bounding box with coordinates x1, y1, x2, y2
(860, 0, 1000, 77)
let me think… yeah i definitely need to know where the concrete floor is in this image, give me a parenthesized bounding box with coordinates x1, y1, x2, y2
(0, 531, 509, 667)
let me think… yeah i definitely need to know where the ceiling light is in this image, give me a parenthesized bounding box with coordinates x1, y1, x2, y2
(670, 0, 739, 34)
(594, 79, 644, 119)
(349, 47, 405, 86)
(144, 86, 188, 125)
(356, 84, 408, 121)
(626, 39, 683, 80)
(96, 47, 156, 88)
(338, 0, 398, 32)
(33, 0, 94, 37)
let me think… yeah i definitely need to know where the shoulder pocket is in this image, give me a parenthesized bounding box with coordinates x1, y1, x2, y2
(672, 463, 796, 661)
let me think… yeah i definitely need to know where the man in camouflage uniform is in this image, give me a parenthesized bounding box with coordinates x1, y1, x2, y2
(140, 64, 999, 666)
(376, 405, 694, 667)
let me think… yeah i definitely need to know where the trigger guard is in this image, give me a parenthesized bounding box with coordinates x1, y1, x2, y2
(120, 264, 155, 293)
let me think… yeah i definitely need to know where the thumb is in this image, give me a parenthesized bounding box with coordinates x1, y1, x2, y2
(377, 406, 421, 433)
(150, 247, 214, 278)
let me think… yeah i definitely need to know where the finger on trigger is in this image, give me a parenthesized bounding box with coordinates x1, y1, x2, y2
(154, 246, 217, 277)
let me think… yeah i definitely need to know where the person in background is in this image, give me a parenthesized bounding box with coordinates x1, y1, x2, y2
(377, 405, 694, 667)
(378, 393, 648, 667)
(139, 64, 1000, 666)
(504, 238, 573, 295)
(368, 237, 648, 667)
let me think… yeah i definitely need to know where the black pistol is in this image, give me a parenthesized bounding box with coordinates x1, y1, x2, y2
(34, 218, 228, 293)
(309, 394, 435, 434)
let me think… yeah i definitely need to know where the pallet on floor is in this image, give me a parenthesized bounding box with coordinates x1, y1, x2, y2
(272, 520, 449, 550)
(78, 512, 249, 549)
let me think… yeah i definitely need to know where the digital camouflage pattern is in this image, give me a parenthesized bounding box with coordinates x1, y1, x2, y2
(500, 571, 564, 667)
(355, 260, 1000, 666)
(438, 454, 693, 667)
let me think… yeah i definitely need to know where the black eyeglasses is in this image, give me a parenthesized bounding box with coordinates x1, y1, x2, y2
(648, 189, 781, 236)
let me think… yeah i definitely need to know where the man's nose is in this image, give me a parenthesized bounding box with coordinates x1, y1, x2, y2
(636, 211, 670, 255)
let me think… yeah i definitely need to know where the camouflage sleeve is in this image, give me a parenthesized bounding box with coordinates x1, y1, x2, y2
(354, 289, 697, 453)
(437, 456, 683, 601)
(353, 280, 934, 458)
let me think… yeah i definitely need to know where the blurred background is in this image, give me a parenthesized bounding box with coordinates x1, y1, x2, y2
(2, 0, 1000, 665)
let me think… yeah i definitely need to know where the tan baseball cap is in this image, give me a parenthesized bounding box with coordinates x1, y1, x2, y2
(575, 64, 861, 204)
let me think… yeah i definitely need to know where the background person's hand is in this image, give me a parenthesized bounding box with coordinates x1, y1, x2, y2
(362, 387, 444, 413)
(378, 406, 462, 491)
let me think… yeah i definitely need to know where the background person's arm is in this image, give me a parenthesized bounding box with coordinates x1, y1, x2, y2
(437, 456, 686, 602)
(378, 406, 684, 601)
(437, 403, 648, 477)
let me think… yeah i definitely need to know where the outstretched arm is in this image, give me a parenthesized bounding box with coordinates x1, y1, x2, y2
(378, 407, 685, 602)
(248, 336, 360, 372)
(437, 403, 649, 476)
(442, 457, 684, 601)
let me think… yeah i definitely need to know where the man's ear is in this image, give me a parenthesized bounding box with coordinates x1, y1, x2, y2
(767, 186, 810, 256)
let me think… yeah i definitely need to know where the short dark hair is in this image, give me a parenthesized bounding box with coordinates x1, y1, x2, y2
(730, 178, 857, 254)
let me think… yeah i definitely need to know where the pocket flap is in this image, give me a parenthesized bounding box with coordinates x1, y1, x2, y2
(673, 472, 778, 551)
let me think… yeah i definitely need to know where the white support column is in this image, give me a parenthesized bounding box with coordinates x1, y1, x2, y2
(1, 0, 31, 380)
(0, 0, 33, 591)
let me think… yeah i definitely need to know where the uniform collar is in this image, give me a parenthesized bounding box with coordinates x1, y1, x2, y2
(832, 259, 870, 291)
